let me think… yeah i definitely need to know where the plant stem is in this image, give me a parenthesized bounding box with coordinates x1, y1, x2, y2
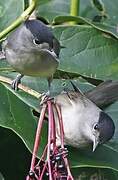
(30, 104, 47, 171)
(0, 75, 41, 99)
(47, 100, 53, 180)
(55, 104, 65, 148)
(0, 0, 37, 40)
(70, 0, 80, 25)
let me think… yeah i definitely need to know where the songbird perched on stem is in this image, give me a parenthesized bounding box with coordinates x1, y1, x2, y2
(2, 19, 60, 95)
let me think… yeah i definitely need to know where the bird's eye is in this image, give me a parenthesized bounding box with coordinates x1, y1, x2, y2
(94, 124, 99, 130)
(33, 39, 40, 45)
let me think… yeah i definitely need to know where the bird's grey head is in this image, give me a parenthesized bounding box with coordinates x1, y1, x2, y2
(6, 19, 60, 57)
(25, 19, 60, 57)
(91, 111, 115, 151)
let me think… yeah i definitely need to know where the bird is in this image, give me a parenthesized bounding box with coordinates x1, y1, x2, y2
(54, 81, 115, 151)
(2, 19, 60, 95)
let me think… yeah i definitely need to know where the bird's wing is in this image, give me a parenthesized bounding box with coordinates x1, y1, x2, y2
(55, 81, 89, 107)
(52, 37, 60, 58)
(55, 89, 86, 109)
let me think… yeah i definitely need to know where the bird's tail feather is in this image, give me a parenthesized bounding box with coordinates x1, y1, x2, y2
(85, 80, 118, 108)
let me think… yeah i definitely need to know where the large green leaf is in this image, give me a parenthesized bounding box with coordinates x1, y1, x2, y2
(53, 15, 118, 39)
(0, 83, 48, 156)
(36, 0, 95, 22)
(0, 127, 31, 179)
(53, 25, 118, 80)
(37, 0, 118, 39)
(0, 173, 4, 180)
(105, 102, 118, 150)
(0, 83, 36, 150)
(0, 0, 24, 32)
(89, 0, 118, 26)
(37, 0, 118, 26)
(36, 0, 70, 22)
(71, 167, 118, 180)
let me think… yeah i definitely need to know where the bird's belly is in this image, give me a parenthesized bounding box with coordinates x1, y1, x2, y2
(6, 49, 59, 77)
(55, 107, 90, 148)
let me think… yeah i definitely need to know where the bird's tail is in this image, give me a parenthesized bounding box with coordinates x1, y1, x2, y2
(85, 80, 118, 108)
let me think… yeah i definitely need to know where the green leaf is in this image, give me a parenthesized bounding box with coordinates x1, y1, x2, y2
(68, 143, 118, 171)
(80, 0, 118, 37)
(71, 167, 118, 180)
(37, 0, 118, 39)
(0, 59, 12, 71)
(36, 0, 94, 22)
(0, 127, 31, 179)
(36, 0, 97, 22)
(0, 173, 4, 180)
(36, 0, 70, 22)
(53, 15, 118, 39)
(105, 102, 118, 150)
(0, 83, 36, 150)
(95, 0, 118, 26)
(0, 0, 24, 32)
(0, 83, 48, 156)
(53, 25, 118, 80)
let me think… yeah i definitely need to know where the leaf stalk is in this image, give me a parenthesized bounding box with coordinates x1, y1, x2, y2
(0, 0, 37, 40)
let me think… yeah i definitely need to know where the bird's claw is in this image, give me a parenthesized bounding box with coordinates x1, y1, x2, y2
(11, 74, 23, 91)
(40, 92, 54, 105)
(11, 79, 20, 91)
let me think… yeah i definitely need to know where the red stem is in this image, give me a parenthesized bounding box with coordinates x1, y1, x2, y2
(37, 144, 48, 165)
(38, 161, 48, 180)
(65, 158, 74, 180)
(47, 100, 53, 180)
(30, 104, 47, 171)
(55, 104, 65, 148)
(26, 99, 74, 180)
(51, 104, 56, 149)
(55, 104, 74, 180)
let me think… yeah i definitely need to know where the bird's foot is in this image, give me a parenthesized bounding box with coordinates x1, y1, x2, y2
(11, 74, 23, 91)
(11, 79, 20, 91)
(40, 91, 54, 105)
(0, 51, 5, 60)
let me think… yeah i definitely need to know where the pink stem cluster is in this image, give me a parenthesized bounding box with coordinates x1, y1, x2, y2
(26, 99, 74, 180)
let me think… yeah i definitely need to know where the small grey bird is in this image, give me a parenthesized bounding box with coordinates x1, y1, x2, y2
(2, 19, 60, 93)
(54, 82, 115, 151)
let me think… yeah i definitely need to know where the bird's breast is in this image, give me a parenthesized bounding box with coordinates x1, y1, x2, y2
(5, 48, 59, 77)
(54, 104, 91, 148)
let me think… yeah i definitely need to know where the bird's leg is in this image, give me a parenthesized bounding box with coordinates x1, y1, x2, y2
(0, 51, 5, 59)
(47, 76, 53, 96)
(11, 74, 24, 90)
(40, 76, 53, 105)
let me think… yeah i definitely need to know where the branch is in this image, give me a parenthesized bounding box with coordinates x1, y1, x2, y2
(0, 75, 42, 99)
(0, 0, 37, 40)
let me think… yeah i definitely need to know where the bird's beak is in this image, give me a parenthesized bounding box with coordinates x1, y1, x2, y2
(92, 137, 99, 152)
(50, 50, 57, 58)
